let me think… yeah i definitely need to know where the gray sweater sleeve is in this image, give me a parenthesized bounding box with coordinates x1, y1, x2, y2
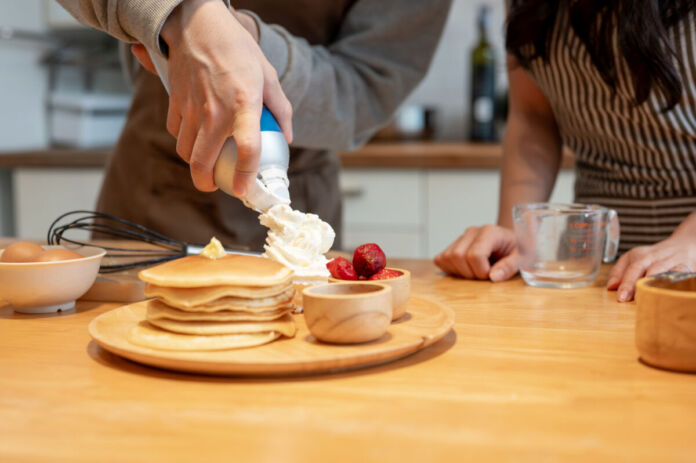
(55, 0, 230, 53)
(245, 0, 452, 151)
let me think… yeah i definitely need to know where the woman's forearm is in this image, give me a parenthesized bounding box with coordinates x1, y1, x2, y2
(497, 111, 563, 229)
(496, 60, 563, 229)
(671, 210, 696, 239)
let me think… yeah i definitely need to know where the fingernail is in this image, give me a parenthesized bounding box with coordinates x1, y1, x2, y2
(607, 277, 617, 287)
(618, 290, 629, 302)
(490, 269, 503, 281)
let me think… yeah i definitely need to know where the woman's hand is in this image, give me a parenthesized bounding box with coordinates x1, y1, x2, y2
(434, 225, 519, 282)
(435, 58, 562, 283)
(608, 212, 696, 302)
(132, 0, 292, 196)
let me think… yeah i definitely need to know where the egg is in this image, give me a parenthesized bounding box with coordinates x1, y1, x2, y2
(0, 241, 45, 263)
(35, 249, 84, 262)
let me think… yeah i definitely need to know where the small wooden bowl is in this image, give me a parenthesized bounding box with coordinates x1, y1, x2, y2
(303, 283, 392, 344)
(635, 276, 696, 372)
(329, 268, 411, 321)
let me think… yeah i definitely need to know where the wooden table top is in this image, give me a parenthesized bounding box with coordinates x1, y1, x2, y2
(1, 259, 694, 462)
(0, 142, 575, 170)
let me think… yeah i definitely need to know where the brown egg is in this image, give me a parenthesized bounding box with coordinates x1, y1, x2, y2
(35, 249, 84, 262)
(1, 241, 45, 263)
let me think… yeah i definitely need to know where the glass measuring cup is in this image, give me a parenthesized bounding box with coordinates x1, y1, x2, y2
(512, 203, 620, 289)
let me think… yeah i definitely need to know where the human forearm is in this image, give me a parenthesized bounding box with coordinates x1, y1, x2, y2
(496, 60, 562, 229)
(497, 113, 562, 228)
(56, 0, 229, 53)
(671, 210, 696, 239)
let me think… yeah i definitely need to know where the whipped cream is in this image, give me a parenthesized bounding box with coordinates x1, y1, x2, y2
(259, 205, 335, 278)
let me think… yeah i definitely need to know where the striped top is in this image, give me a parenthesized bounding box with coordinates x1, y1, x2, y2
(526, 10, 696, 252)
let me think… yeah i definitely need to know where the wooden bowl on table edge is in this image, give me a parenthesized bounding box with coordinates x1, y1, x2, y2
(635, 276, 696, 373)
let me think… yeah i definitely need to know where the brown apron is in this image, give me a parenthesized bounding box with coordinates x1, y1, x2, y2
(97, 0, 356, 251)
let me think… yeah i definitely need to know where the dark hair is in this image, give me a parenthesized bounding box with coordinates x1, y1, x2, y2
(506, 0, 696, 110)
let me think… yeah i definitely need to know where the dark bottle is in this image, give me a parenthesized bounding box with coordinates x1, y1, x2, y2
(469, 5, 496, 142)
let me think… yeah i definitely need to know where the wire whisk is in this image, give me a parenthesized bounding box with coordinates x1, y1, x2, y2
(47, 210, 251, 273)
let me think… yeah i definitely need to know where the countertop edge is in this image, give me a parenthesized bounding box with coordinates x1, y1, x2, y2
(0, 143, 575, 170)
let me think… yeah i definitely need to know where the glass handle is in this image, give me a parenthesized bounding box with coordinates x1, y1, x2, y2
(602, 209, 620, 263)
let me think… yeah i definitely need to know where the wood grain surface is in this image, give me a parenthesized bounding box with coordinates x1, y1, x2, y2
(1, 257, 695, 462)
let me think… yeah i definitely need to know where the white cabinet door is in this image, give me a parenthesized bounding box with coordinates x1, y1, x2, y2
(425, 169, 575, 257)
(14, 168, 104, 239)
(340, 169, 426, 258)
(341, 170, 425, 227)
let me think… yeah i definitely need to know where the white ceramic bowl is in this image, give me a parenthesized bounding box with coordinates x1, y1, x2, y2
(0, 245, 106, 313)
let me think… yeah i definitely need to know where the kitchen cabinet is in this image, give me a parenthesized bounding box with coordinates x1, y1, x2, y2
(340, 170, 427, 258)
(13, 168, 103, 239)
(341, 169, 575, 258)
(426, 169, 575, 257)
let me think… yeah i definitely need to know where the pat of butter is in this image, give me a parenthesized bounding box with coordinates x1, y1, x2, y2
(201, 237, 226, 259)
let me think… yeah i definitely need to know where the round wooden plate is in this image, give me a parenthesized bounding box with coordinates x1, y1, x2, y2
(88, 296, 455, 376)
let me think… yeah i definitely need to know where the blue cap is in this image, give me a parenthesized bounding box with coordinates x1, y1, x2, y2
(260, 107, 282, 133)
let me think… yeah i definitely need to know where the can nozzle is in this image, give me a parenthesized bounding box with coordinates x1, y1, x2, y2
(145, 47, 292, 213)
(212, 129, 291, 213)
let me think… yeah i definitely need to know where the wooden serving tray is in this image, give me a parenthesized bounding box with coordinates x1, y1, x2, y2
(88, 296, 454, 376)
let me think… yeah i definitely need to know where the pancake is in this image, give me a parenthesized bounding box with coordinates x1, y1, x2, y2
(146, 299, 292, 322)
(148, 313, 297, 337)
(151, 287, 295, 310)
(161, 297, 294, 313)
(138, 254, 294, 288)
(144, 282, 292, 304)
(129, 321, 280, 351)
(291, 276, 329, 311)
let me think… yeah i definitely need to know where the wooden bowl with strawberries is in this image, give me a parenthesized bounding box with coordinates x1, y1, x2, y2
(327, 243, 411, 321)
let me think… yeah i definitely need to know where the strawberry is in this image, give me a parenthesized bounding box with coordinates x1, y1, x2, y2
(352, 243, 386, 278)
(369, 268, 403, 280)
(326, 257, 358, 280)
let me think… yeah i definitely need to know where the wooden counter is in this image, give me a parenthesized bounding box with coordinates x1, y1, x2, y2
(0, 257, 694, 462)
(0, 143, 575, 170)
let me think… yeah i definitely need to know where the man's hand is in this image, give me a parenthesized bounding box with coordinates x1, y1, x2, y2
(608, 212, 696, 302)
(434, 225, 519, 282)
(132, 0, 291, 196)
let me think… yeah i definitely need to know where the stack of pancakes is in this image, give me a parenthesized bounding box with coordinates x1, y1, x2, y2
(129, 254, 297, 351)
